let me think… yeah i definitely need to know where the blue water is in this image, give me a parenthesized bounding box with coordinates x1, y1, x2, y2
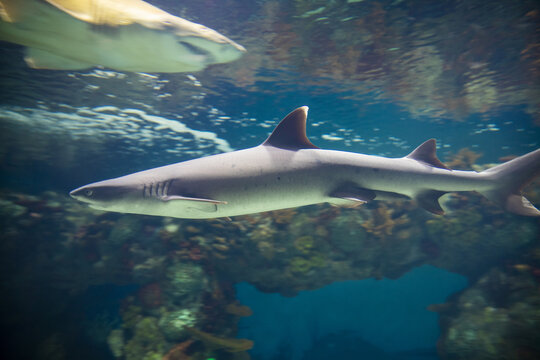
(237, 266, 467, 360)
(1, 0, 539, 359)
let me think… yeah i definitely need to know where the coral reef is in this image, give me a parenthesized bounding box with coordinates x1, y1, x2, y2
(107, 329, 124, 358)
(361, 203, 410, 240)
(425, 195, 537, 277)
(438, 267, 540, 360)
(1, 0, 539, 358)
(445, 148, 483, 170)
(0, 177, 538, 359)
(164, 262, 208, 306)
(186, 327, 254, 353)
(124, 317, 166, 360)
(162, 339, 194, 360)
(158, 309, 198, 342)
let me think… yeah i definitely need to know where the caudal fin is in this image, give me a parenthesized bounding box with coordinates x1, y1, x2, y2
(480, 148, 540, 216)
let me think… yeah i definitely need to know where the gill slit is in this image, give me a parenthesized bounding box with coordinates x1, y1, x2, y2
(143, 181, 172, 199)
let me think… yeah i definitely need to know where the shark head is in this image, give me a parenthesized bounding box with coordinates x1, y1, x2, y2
(161, 17, 246, 67)
(69, 172, 223, 217)
(69, 178, 142, 212)
(112, 4, 246, 72)
(0, 0, 246, 72)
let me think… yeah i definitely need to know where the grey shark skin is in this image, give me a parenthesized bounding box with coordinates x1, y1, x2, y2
(70, 107, 540, 219)
(0, 0, 245, 72)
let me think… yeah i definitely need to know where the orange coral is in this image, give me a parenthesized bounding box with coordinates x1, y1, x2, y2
(225, 303, 253, 317)
(446, 148, 483, 170)
(267, 208, 297, 224)
(361, 204, 408, 240)
(185, 327, 254, 353)
(162, 339, 194, 360)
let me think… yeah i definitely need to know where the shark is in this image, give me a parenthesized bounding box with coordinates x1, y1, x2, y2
(0, 0, 245, 72)
(70, 107, 540, 219)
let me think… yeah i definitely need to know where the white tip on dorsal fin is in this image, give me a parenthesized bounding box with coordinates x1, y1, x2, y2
(406, 139, 450, 170)
(262, 106, 319, 150)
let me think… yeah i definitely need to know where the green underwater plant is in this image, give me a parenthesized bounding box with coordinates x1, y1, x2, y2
(124, 317, 166, 360)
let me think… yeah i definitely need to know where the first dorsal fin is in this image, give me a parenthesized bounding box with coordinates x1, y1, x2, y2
(262, 106, 319, 150)
(406, 139, 449, 170)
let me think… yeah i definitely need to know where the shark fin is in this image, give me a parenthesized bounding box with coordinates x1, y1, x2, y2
(161, 195, 227, 213)
(160, 195, 227, 205)
(329, 183, 376, 206)
(479, 148, 540, 216)
(24, 48, 92, 70)
(406, 139, 449, 170)
(415, 190, 446, 215)
(262, 106, 319, 150)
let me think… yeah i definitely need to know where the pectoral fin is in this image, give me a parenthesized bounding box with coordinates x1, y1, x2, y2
(160, 195, 226, 204)
(160, 195, 227, 213)
(329, 183, 376, 207)
(415, 190, 446, 215)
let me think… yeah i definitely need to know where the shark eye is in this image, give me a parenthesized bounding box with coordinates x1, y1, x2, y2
(85, 189, 94, 197)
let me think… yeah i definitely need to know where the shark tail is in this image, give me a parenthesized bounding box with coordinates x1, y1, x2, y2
(480, 148, 540, 216)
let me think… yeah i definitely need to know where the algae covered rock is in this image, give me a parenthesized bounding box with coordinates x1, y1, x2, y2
(164, 262, 208, 305)
(158, 308, 198, 341)
(439, 268, 540, 360)
(107, 329, 124, 358)
(108, 216, 142, 246)
(426, 207, 538, 277)
(0, 199, 27, 218)
(328, 211, 368, 255)
(124, 317, 166, 360)
(132, 256, 166, 283)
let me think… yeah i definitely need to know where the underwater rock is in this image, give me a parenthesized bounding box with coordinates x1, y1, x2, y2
(36, 333, 67, 360)
(137, 282, 163, 309)
(425, 201, 538, 277)
(225, 303, 253, 317)
(446, 148, 483, 170)
(158, 308, 199, 342)
(186, 327, 254, 353)
(248, 217, 277, 243)
(439, 268, 540, 359)
(0, 184, 538, 359)
(328, 209, 369, 255)
(132, 256, 166, 284)
(256, 240, 275, 260)
(0, 198, 27, 218)
(164, 262, 208, 305)
(108, 216, 142, 246)
(107, 329, 124, 358)
(361, 203, 410, 240)
(162, 339, 194, 360)
(124, 317, 167, 360)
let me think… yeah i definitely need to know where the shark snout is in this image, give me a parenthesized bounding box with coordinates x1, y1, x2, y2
(228, 40, 246, 53)
(218, 41, 246, 62)
(69, 186, 89, 202)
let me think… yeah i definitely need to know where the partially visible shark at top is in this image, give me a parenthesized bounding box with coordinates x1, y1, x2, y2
(70, 107, 540, 219)
(0, 0, 245, 72)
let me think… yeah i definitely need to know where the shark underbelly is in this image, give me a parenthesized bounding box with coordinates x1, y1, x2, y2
(170, 173, 333, 219)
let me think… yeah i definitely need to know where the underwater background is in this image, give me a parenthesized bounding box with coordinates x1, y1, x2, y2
(1, 0, 539, 359)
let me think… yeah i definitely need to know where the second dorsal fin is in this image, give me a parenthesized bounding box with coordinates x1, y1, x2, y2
(406, 139, 449, 170)
(262, 106, 319, 150)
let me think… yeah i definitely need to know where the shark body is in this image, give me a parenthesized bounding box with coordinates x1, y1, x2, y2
(0, 0, 245, 72)
(71, 107, 540, 219)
